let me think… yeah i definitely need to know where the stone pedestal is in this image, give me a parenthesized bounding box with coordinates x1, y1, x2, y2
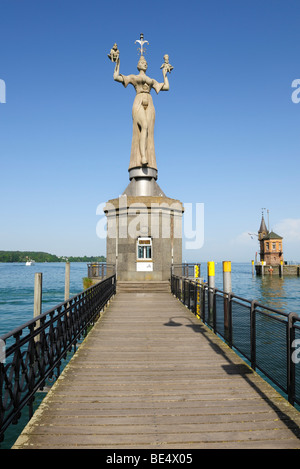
(104, 194, 183, 281)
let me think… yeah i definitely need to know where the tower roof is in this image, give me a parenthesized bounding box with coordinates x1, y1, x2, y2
(258, 215, 268, 234)
(263, 231, 283, 240)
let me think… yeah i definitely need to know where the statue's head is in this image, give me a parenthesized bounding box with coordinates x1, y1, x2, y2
(137, 56, 148, 72)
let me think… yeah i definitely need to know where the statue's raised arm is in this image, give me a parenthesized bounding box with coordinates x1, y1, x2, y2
(113, 57, 123, 84)
(108, 35, 173, 170)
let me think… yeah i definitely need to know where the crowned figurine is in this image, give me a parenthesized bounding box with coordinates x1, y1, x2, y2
(108, 43, 120, 63)
(160, 54, 173, 74)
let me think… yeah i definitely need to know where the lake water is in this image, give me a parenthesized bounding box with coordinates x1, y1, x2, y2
(0, 262, 88, 336)
(0, 261, 299, 337)
(0, 261, 299, 448)
(212, 262, 300, 314)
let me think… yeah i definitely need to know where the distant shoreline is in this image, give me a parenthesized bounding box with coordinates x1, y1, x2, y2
(0, 261, 106, 263)
(0, 251, 106, 263)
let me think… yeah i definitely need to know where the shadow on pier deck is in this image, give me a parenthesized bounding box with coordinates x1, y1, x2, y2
(13, 289, 300, 449)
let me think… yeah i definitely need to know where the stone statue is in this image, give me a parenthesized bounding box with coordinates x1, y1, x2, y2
(160, 54, 173, 74)
(108, 35, 172, 171)
(107, 43, 119, 63)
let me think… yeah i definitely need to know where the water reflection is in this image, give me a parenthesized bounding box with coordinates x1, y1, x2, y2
(213, 263, 300, 315)
(258, 276, 288, 311)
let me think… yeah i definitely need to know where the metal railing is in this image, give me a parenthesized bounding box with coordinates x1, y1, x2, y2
(0, 275, 116, 443)
(171, 263, 201, 278)
(87, 263, 115, 279)
(171, 274, 300, 408)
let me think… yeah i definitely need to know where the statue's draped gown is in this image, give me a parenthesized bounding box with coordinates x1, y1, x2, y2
(121, 73, 164, 171)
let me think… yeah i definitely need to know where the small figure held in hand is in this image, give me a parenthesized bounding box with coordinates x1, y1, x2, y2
(160, 54, 173, 74)
(108, 43, 120, 63)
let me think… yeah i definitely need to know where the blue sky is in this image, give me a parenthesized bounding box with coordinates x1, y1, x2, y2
(0, 0, 299, 263)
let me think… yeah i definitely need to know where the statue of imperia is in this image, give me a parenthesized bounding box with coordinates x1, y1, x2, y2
(111, 44, 172, 171)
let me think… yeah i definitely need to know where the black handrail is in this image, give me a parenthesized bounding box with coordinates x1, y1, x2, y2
(87, 263, 115, 279)
(171, 263, 201, 278)
(0, 274, 116, 442)
(171, 274, 300, 408)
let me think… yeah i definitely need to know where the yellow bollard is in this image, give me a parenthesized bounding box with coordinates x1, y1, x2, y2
(223, 261, 232, 293)
(207, 261, 215, 283)
(207, 262, 215, 320)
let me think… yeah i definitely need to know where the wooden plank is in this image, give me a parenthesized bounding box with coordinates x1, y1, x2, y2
(12, 292, 300, 449)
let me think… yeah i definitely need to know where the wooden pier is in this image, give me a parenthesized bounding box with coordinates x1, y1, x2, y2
(13, 289, 300, 449)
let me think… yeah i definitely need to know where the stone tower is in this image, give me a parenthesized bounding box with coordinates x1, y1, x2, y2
(258, 213, 283, 265)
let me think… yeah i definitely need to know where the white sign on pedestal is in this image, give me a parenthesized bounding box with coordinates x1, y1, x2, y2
(136, 262, 153, 272)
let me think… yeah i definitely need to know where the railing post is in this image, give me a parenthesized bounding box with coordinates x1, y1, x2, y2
(113, 274, 117, 296)
(250, 301, 256, 370)
(226, 292, 233, 348)
(213, 288, 217, 333)
(223, 261, 232, 345)
(200, 280, 204, 320)
(196, 280, 200, 319)
(185, 279, 188, 306)
(192, 281, 196, 315)
(207, 262, 215, 326)
(287, 312, 298, 405)
(202, 285, 206, 323)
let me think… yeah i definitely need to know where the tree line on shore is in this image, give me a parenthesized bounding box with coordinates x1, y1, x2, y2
(0, 251, 106, 263)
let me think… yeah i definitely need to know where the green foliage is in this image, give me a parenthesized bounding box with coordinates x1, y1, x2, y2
(82, 277, 94, 289)
(0, 251, 106, 263)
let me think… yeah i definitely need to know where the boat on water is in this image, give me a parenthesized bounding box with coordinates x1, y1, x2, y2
(25, 258, 35, 266)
